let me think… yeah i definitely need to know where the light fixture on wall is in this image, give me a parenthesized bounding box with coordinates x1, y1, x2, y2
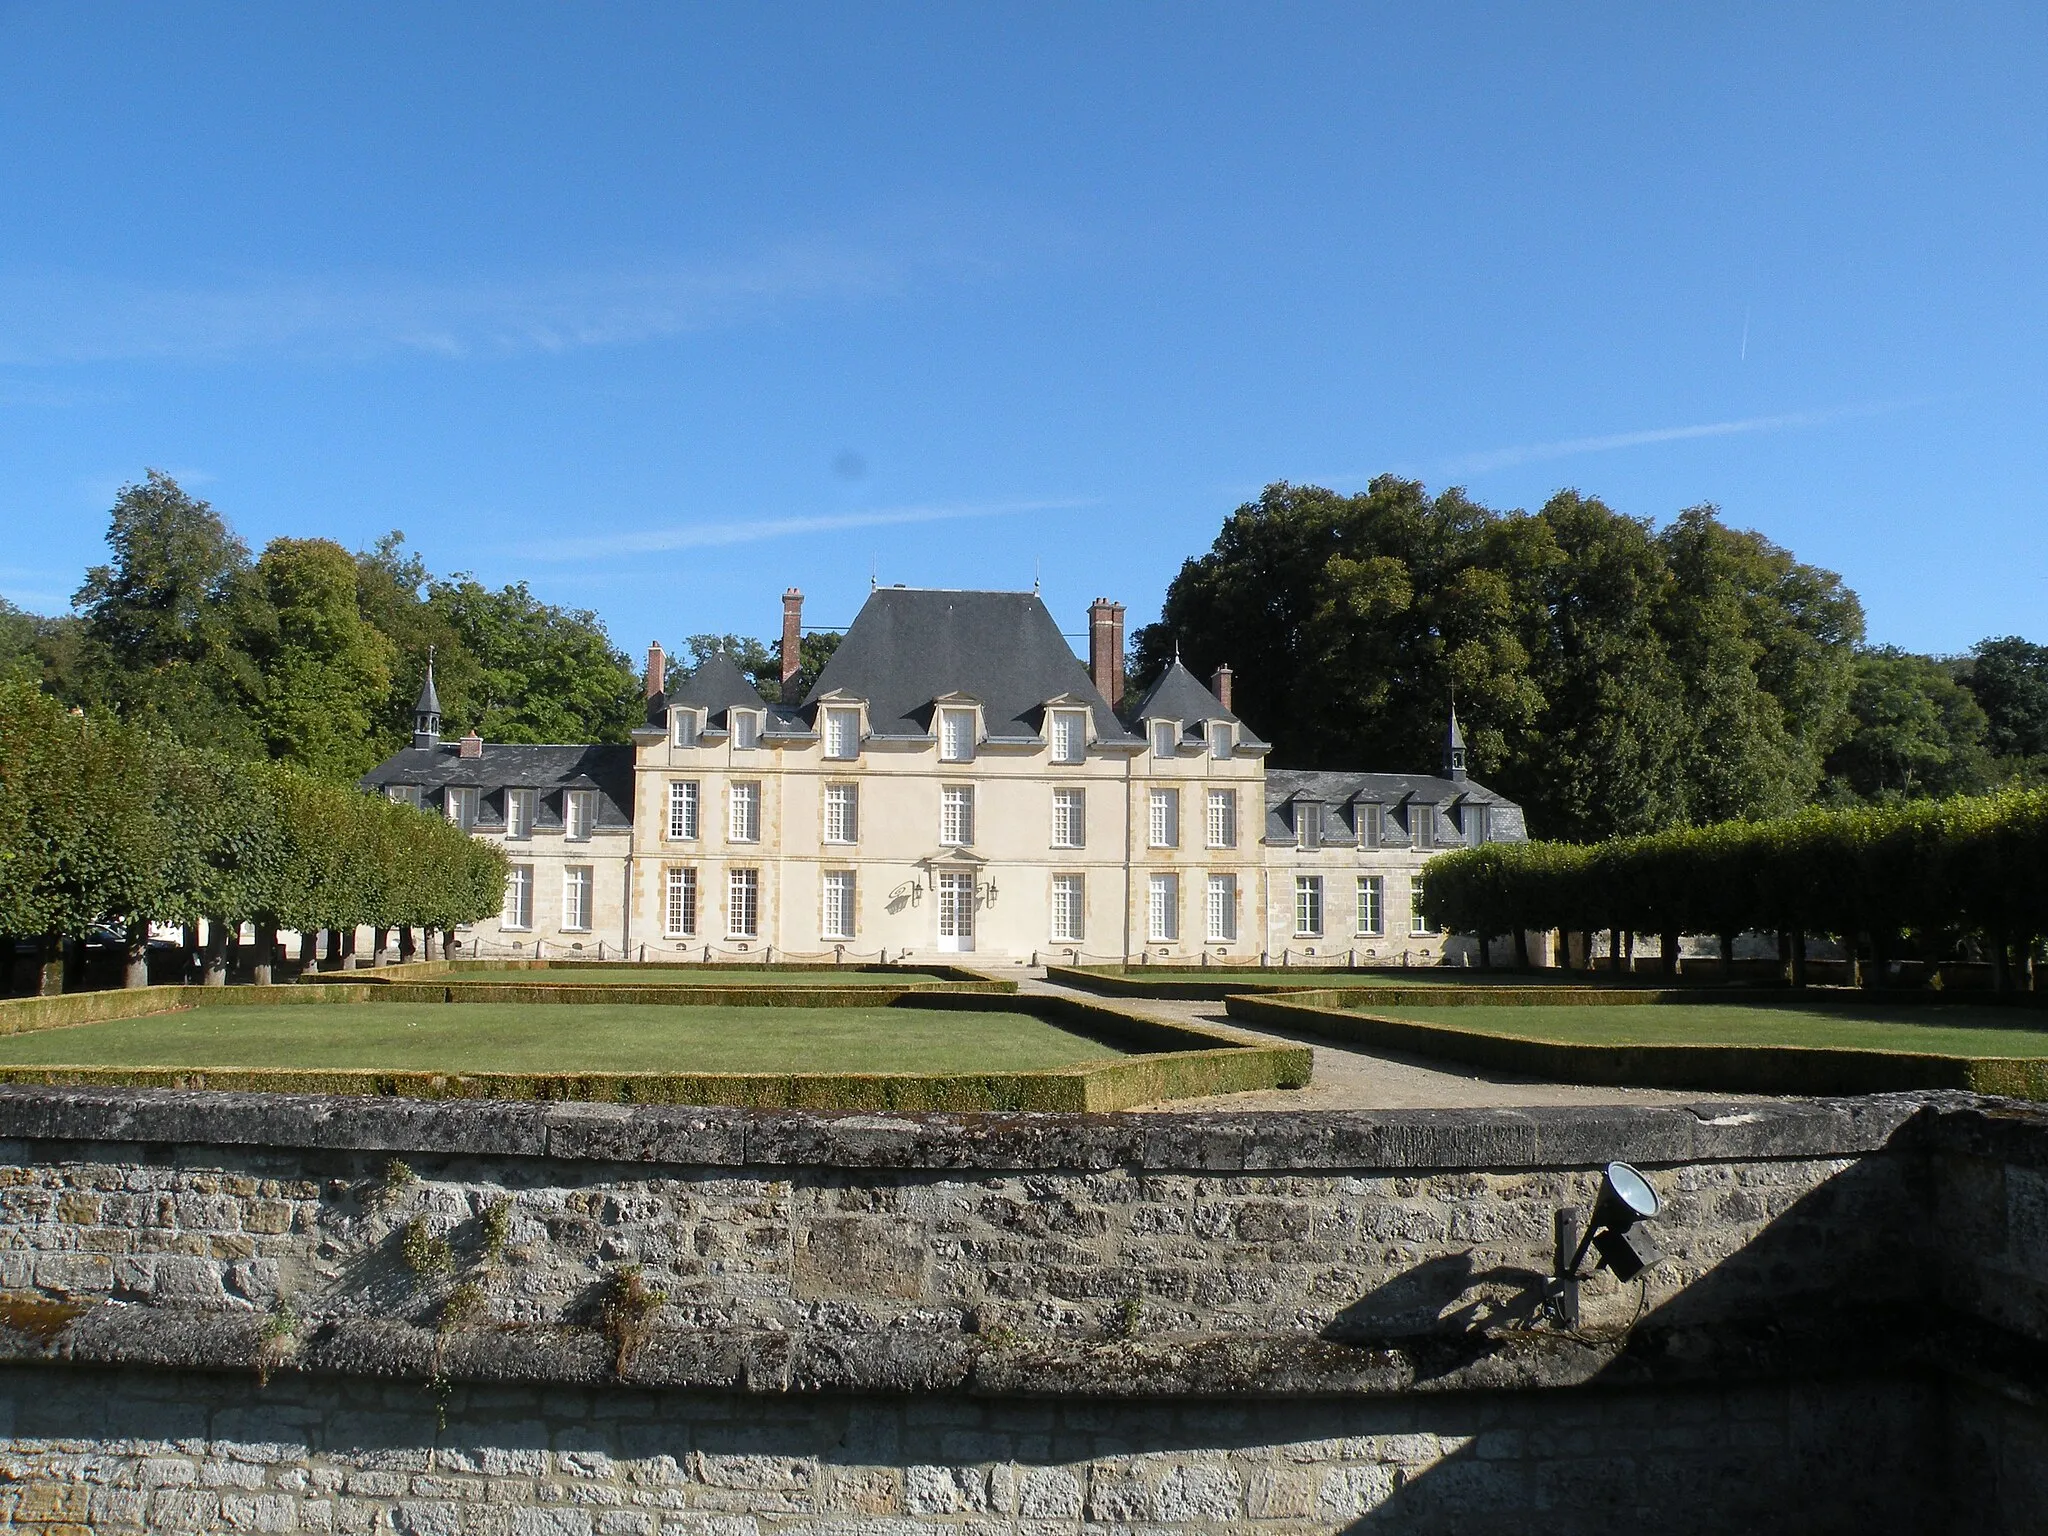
(1551, 1161, 1665, 1327)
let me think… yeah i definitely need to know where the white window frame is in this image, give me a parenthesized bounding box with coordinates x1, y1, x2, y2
(823, 707, 860, 761)
(1356, 874, 1384, 936)
(939, 708, 977, 763)
(941, 785, 975, 847)
(563, 865, 594, 933)
(821, 870, 856, 941)
(672, 709, 699, 748)
(1205, 874, 1237, 943)
(1411, 874, 1433, 935)
(1358, 801, 1383, 848)
(729, 782, 760, 843)
(1295, 875, 1323, 938)
(505, 788, 536, 840)
(502, 864, 533, 930)
(445, 787, 478, 831)
(1210, 721, 1232, 759)
(1147, 873, 1179, 943)
(732, 711, 762, 750)
(667, 780, 700, 841)
(729, 868, 760, 939)
(565, 789, 595, 842)
(1411, 802, 1434, 848)
(1148, 787, 1180, 849)
(386, 785, 422, 809)
(1205, 788, 1236, 849)
(1151, 720, 1178, 757)
(1051, 787, 1085, 850)
(664, 866, 697, 938)
(1050, 874, 1085, 943)
(824, 783, 859, 844)
(1049, 710, 1086, 765)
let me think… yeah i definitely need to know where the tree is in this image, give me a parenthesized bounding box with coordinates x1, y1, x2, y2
(1826, 647, 1990, 800)
(1961, 636, 2048, 761)
(425, 577, 639, 744)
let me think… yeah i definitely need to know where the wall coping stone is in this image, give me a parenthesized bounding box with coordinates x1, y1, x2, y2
(0, 1083, 1957, 1171)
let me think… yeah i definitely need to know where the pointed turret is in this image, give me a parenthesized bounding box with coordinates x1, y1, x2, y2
(412, 654, 443, 749)
(1444, 703, 1468, 782)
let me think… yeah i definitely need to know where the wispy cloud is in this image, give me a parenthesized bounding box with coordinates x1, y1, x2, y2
(1438, 400, 1919, 478)
(521, 497, 1093, 563)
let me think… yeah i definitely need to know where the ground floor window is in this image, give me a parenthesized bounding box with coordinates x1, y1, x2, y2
(1147, 873, 1179, 943)
(664, 866, 697, 937)
(1206, 874, 1237, 942)
(502, 865, 532, 930)
(1356, 874, 1383, 936)
(1411, 873, 1433, 934)
(562, 865, 593, 932)
(1051, 874, 1084, 942)
(1295, 875, 1323, 937)
(821, 870, 855, 940)
(729, 868, 760, 939)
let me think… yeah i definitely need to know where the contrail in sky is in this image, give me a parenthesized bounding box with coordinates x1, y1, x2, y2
(525, 498, 1090, 562)
(1439, 399, 1915, 477)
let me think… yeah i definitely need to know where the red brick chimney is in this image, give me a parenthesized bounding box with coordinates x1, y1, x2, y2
(1088, 598, 1127, 709)
(645, 641, 665, 699)
(458, 730, 483, 759)
(780, 588, 804, 699)
(1210, 663, 1233, 712)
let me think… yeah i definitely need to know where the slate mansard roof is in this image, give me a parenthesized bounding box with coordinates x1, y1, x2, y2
(1125, 658, 1269, 750)
(359, 743, 634, 833)
(803, 588, 1137, 745)
(1264, 768, 1528, 847)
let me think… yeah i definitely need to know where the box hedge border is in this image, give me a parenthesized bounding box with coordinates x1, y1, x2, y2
(317, 959, 1012, 991)
(1227, 989, 2048, 1101)
(0, 987, 1309, 1111)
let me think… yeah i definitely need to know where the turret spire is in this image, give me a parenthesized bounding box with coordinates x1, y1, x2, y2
(1443, 698, 1467, 782)
(412, 647, 442, 749)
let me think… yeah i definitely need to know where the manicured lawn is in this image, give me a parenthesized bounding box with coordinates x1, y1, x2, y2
(436, 968, 936, 987)
(0, 1003, 1124, 1074)
(1365, 1001, 2048, 1057)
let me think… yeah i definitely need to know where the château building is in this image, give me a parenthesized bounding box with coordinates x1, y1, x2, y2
(361, 586, 1526, 964)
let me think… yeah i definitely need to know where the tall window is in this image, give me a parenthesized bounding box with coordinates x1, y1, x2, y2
(667, 781, 700, 841)
(1411, 874, 1433, 935)
(729, 782, 760, 843)
(1147, 874, 1179, 943)
(1151, 721, 1177, 757)
(1206, 874, 1237, 943)
(1052, 788, 1085, 849)
(565, 789, 595, 842)
(1050, 710, 1086, 764)
(824, 783, 859, 843)
(821, 871, 856, 940)
(1410, 802, 1434, 848)
(563, 865, 594, 932)
(502, 865, 533, 930)
(1357, 801, 1383, 848)
(732, 711, 761, 750)
(1206, 788, 1236, 849)
(386, 785, 422, 809)
(672, 710, 699, 748)
(1051, 874, 1085, 942)
(939, 708, 976, 763)
(1467, 805, 1491, 847)
(1210, 722, 1232, 759)
(941, 786, 975, 846)
(664, 867, 697, 937)
(1295, 875, 1323, 937)
(1356, 875, 1384, 936)
(824, 708, 860, 761)
(445, 787, 478, 831)
(505, 788, 536, 840)
(1148, 787, 1179, 849)
(729, 869, 760, 938)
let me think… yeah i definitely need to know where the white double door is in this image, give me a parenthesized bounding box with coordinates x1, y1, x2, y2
(937, 871, 975, 953)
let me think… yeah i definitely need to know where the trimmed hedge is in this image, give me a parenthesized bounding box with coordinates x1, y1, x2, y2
(1227, 990, 2048, 1101)
(311, 960, 1017, 999)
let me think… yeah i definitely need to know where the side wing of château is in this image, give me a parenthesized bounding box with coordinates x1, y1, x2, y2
(361, 586, 1526, 963)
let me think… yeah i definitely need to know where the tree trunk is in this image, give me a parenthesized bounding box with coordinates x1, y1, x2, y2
(1608, 928, 1622, 975)
(1868, 929, 1892, 989)
(1514, 928, 1532, 971)
(1623, 931, 1637, 977)
(203, 918, 229, 986)
(250, 921, 276, 986)
(298, 929, 318, 973)
(442, 929, 456, 960)
(371, 926, 390, 967)
(1777, 930, 1793, 986)
(1993, 929, 2013, 993)
(399, 925, 417, 965)
(36, 931, 64, 996)
(1475, 933, 1493, 970)
(339, 928, 358, 971)
(1660, 931, 1679, 979)
(124, 919, 151, 989)
(1790, 930, 1809, 990)
(1718, 933, 1737, 985)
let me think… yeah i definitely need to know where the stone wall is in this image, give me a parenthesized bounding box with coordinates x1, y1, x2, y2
(0, 1087, 2037, 1532)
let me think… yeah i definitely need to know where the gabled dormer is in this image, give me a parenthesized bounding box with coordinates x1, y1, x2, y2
(665, 651, 771, 749)
(1125, 658, 1266, 760)
(1037, 692, 1097, 764)
(929, 692, 984, 763)
(811, 689, 868, 761)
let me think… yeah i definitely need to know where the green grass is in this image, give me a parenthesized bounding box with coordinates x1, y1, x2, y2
(0, 1002, 1125, 1074)
(428, 968, 927, 987)
(1365, 1000, 2048, 1057)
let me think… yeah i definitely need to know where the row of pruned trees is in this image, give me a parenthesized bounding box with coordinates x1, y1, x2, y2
(0, 680, 505, 993)
(1420, 786, 2048, 987)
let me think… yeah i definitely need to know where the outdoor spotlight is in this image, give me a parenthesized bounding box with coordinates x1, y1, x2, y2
(1571, 1161, 1664, 1283)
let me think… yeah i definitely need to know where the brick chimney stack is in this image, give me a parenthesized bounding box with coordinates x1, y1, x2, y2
(1088, 598, 1127, 710)
(1210, 663, 1233, 712)
(780, 588, 804, 700)
(645, 641, 665, 700)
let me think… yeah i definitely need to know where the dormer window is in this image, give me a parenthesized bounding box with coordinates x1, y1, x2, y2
(939, 708, 976, 763)
(732, 711, 762, 750)
(823, 707, 860, 761)
(1049, 710, 1086, 765)
(1357, 801, 1383, 848)
(672, 710, 699, 748)
(1411, 801, 1435, 848)
(505, 788, 535, 839)
(1152, 721, 1177, 757)
(1297, 800, 1322, 851)
(1209, 721, 1232, 759)
(445, 787, 478, 831)
(386, 785, 422, 810)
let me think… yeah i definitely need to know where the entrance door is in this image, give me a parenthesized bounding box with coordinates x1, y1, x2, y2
(937, 872, 975, 953)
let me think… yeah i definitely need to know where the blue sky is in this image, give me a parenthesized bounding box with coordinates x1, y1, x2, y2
(1, 4, 2044, 655)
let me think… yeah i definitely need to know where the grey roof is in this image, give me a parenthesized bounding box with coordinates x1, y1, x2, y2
(1263, 768, 1527, 847)
(664, 652, 769, 723)
(1125, 658, 1268, 748)
(414, 663, 441, 718)
(360, 743, 633, 832)
(803, 588, 1137, 743)
(1446, 705, 1465, 751)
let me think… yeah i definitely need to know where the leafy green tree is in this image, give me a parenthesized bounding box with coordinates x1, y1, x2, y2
(422, 577, 639, 745)
(1961, 636, 2048, 760)
(1825, 647, 1990, 800)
